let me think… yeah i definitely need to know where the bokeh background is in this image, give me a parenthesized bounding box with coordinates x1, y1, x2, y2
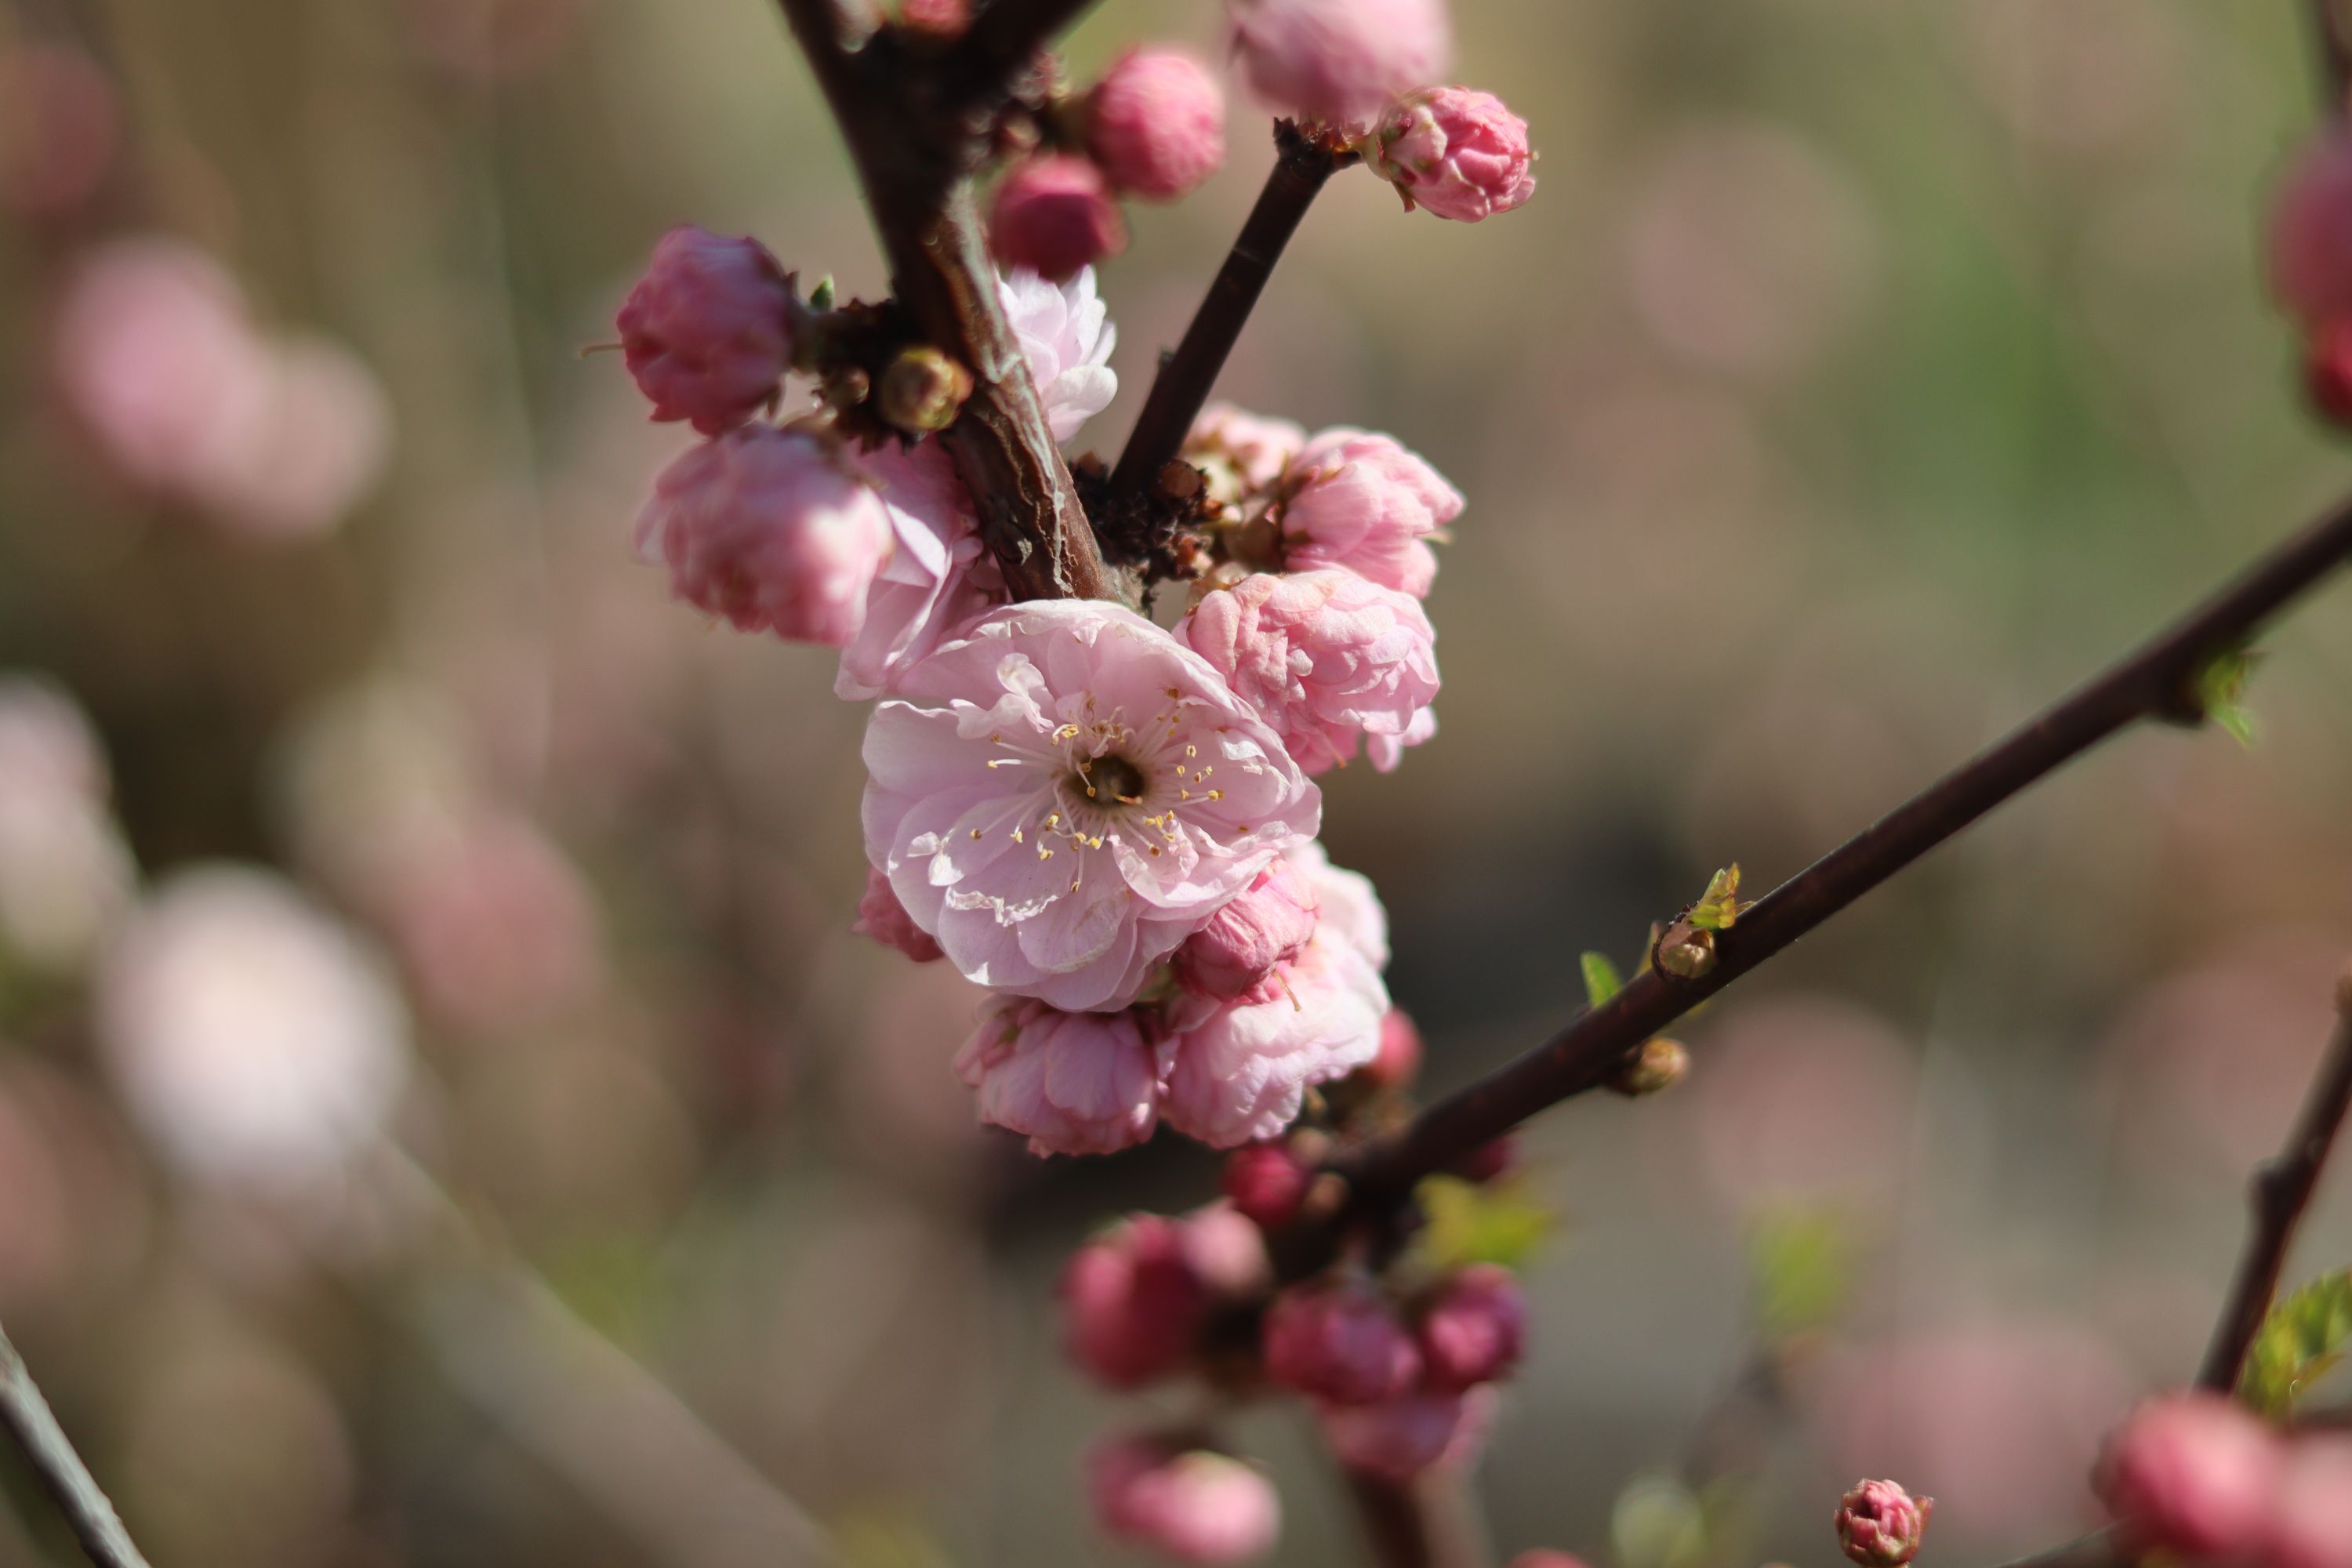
(3, 0, 2352, 1564)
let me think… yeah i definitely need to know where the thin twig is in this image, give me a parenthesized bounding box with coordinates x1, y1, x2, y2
(1297, 492, 2352, 1249)
(0, 1319, 151, 1568)
(2194, 973, 2352, 1392)
(1110, 122, 1355, 498)
(1344, 1468, 1493, 1568)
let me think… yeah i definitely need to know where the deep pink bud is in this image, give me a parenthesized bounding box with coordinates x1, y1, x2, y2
(1835, 1479, 1932, 1568)
(989, 154, 1127, 282)
(1368, 87, 1536, 223)
(898, 0, 971, 37)
(1087, 48, 1226, 201)
(2269, 1437, 2352, 1568)
(1179, 1202, 1273, 1300)
(1225, 0, 1452, 129)
(2305, 320, 2352, 428)
(1319, 1385, 1495, 1482)
(2272, 132, 2352, 326)
(615, 227, 795, 435)
(633, 426, 892, 645)
(1058, 1216, 1207, 1389)
(1087, 1434, 1281, 1565)
(1417, 1264, 1526, 1391)
(2095, 1394, 2281, 1562)
(851, 866, 942, 962)
(1263, 1280, 1420, 1405)
(1362, 1007, 1423, 1088)
(1511, 1555, 1589, 1568)
(1223, 1141, 1313, 1229)
(1174, 858, 1321, 1000)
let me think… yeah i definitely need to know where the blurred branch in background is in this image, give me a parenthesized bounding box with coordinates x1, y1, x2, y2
(0, 1318, 150, 1568)
(1348, 1469, 1492, 1568)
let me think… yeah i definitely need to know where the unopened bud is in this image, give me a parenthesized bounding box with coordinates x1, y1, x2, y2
(1159, 459, 1205, 500)
(822, 363, 870, 409)
(1223, 1141, 1314, 1230)
(1653, 919, 1715, 980)
(1835, 1480, 1932, 1568)
(1610, 1037, 1688, 1098)
(877, 345, 972, 434)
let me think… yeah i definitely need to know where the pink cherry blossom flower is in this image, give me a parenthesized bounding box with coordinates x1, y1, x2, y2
(1058, 1214, 1208, 1387)
(615, 227, 795, 435)
(375, 811, 601, 1035)
(1087, 48, 1226, 201)
(1180, 568, 1439, 774)
(853, 866, 944, 962)
(1186, 403, 1308, 503)
(861, 600, 1319, 1012)
(1225, 0, 1452, 129)
(1276, 428, 1465, 598)
(1222, 1140, 1313, 1229)
(1294, 839, 1389, 969)
(2271, 131, 2352, 327)
(989, 155, 1127, 283)
(2268, 1437, 2352, 1568)
(953, 996, 1166, 1156)
(1174, 855, 1320, 1000)
(1319, 1384, 1497, 1481)
(1263, 1279, 1421, 1404)
(1416, 1264, 1526, 1391)
(1367, 86, 1537, 223)
(1835, 1479, 1932, 1568)
(1087, 1435, 1281, 1566)
(998, 267, 1119, 442)
(2095, 1392, 2282, 1561)
(836, 441, 1004, 699)
(634, 425, 893, 646)
(191, 334, 394, 542)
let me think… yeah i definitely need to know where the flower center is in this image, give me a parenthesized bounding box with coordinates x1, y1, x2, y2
(1073, 751, 1146, 808)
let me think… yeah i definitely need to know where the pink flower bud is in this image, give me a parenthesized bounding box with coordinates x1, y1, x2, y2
(1087, 1435, 1281, 1566)
(615, 227, 795, 435)
(1319, 1385, 1496, 1482)
(1086, 48, 1226, 201)
(633, 426, 892, 646)
(1222, 1141, 1313, 1229)
(1835, 1479, 1932, 1568)
(1225, 0, 1452, 129)
(1277, 428, 1464, 599)
(2095, 1393, 2281, 1562)
(1367, 87, 1536, 223)
(1174, 858, 1321, 999)
(1511, 1555, 1589, 1568)
(1362, 1007, 1423, 1088)
(2272, 132, 2352, 326)
(898, 0, 970, 37)
(1179, 1201, 1273, 1299)
(1263, 1280, 1420, 1405)
(1179, 570, 1440, 775)
(851, 866, 942, 962)
(989, 154, 1127, 282)
(2269, 1437, 2352, 1568)
(1058, 1216, 1207, 1389)
(1417, 1264, 1526, 1391)
(953, 997, 1166, 1157)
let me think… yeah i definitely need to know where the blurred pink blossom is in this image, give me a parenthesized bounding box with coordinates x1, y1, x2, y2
(1058, 1214, 1209, 1388)
(1319, 1383, 1496, 1481)
(2269, 1437, 2352, 1568)
(1415, 1264, 1526, 1392)
(1363, 1007, 1424, 1089)
(2270, 131, 2352, 328)
(1222, 1140, 1313, 1229)
(0, 675, 135, 973)
(1178, 1200, 1273, 1300)
(1087, 49, 1226, 201)
(1225, 0, 1452, 129)
(1087, 1435, 1280, 1565)
(1264, 1279, 1421, 1404)
(2094, 1393, 2281, 1563)
(0, 43, 118, 216)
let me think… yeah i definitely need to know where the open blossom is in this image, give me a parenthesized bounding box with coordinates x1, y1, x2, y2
(852, 866, 943, 962)
(1368, 87, 1537, 223)
(836, 441, 1003, 699)
(94, 868, 409, 1187)
(635, 425, 893, 646)
(1836, 1480, 1932, 1568)
(1225, 0, 1452, 129)
(1319, 1385, 1496, 1481)
(2095, 1392, 2281, 1562)
(1087, 48, 1226, 201)
(862, 600, 1319, 1012)
(1276, 429, 1464, 598)
(1058, 1214, 1208, 1387)
(1417, 1265, 1526, 1391)
(1186, 403, 1307, 505)
(1173, 855, 1319, 1000)
(1087, 1436, 1281, 1565)
(1180, 568, 1439, 775)
(954, 997, 1165, 1156)
(999, 267, 1118, 443)
(1264, 1279, 1421, 1404)
(989, 155, 1127, 283)
(615, 227, 794, 434)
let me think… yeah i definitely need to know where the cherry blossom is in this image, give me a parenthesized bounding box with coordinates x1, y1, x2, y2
(836, 441, 1004, 700)
(999, 267, 1120, 443)
(1276, 428, 1465, 598)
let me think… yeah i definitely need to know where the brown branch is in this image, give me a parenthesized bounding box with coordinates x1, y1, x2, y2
(946, 0, 1101, 100)
(2194, 971, 2352, 1392)
(1345, 1468, 1493, 1568)
(0, 1319, 151, 1568)
(1298, 492, 2352, 1247)
(1109, 122, 1356, 498)
(775, 0, 1113, 602)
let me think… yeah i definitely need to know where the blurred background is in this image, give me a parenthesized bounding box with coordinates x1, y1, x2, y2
(3, 0, 2352, 1563)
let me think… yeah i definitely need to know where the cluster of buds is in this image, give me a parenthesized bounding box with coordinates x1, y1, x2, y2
(1061, 1028, 1537, 1563)
(2094, 1392, 2352, 1568)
